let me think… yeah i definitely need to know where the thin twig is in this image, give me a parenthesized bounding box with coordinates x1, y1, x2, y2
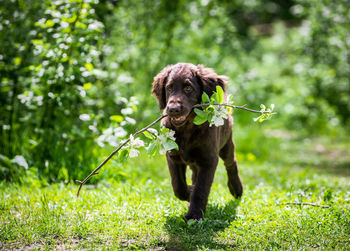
(76, 102, 274, 197)
(279, 202, 330, 208)
(193, 103, 275, 114)
(76, 114, 167, 197)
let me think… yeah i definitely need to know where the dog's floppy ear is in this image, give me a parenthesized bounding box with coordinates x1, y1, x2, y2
(152, 65, 173, 110)
(196, 64, 228, 96)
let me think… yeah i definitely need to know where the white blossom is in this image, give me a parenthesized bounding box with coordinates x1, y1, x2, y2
(211, 115, 224, 127)
(147, 128, 158, 137)
(11, 155, 28, 169)
(79, 114, 90, 121)
(121, 107, 133, 115)
(106, 135, 118, 147)
(114, 127, 127, 138)
(129, 135, 144, 148)
(89, 125, 98, 133)
(129, 149, 139, 158)
(96, 135, 105, 147)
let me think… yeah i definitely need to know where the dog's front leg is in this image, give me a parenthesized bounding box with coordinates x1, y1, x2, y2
(166, 153, 190, 201)
(185, 156, 218, 220)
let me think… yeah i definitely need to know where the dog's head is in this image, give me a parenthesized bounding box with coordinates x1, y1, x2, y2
(152, 63, 228, 127)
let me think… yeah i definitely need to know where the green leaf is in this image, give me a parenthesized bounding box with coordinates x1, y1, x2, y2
(253, 116, 260, 122)
(32, 39, 43, 45)
(85, 62, 94, 71)
(45, 19, 55, 27)
(62, 14, 77, 23)
(194, 108, 207, 118)
(163, 139, 178, 151)
(143, 130, 155, 139)
(116, 170, 128, 178)
(160, 127, 170, 134)
(110, 115, 124, 123)
(147, 142, 158, 156)
(206, 105, 215, 112)
(216, 86, 224, 104)
(193, 115, 208, 125)
(83, 82, 92, 90)
(118, 149, 129, 162)
(211, 93, 218, 104)
(201, 92, 210, 103)
(14, 57, 22, 65)
(207, 113, 213, 123)
(57, 167, 69, 181)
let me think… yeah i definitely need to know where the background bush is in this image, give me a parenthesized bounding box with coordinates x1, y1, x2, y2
(0, 0, 349, 182)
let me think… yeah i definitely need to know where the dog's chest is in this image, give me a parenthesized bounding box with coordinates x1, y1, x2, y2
(174, 129, 207, 164)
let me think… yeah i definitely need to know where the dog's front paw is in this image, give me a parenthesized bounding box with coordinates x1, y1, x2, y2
(184, 210, 203, 221)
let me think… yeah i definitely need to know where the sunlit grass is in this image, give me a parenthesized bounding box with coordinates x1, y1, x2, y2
(1, 133, 349, 249)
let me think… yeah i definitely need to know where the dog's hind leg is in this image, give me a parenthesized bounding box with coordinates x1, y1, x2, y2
(219, 134, 243, 198)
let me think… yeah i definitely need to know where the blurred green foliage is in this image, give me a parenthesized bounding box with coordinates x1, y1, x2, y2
(0, 0, 349, 181)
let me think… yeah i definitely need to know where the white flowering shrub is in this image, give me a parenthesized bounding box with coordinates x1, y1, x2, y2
(0, 0, 125, 181)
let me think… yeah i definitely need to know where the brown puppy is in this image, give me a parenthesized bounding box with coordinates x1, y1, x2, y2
(152, 63, 243, 220)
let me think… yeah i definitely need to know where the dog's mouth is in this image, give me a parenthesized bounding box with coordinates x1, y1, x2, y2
(170, 114, 188, 127)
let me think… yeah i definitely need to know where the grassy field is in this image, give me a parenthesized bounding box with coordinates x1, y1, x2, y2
(1, 131, 350, 250)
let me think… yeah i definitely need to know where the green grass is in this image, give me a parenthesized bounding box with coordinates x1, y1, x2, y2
(1, 132, 350, 250)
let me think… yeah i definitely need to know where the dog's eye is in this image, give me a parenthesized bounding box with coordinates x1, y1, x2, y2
(166, 86, 173, 92)
(184, 86, 192, 92)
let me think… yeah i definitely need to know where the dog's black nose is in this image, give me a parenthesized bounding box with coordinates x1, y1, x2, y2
(168, 105, 181, 116)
